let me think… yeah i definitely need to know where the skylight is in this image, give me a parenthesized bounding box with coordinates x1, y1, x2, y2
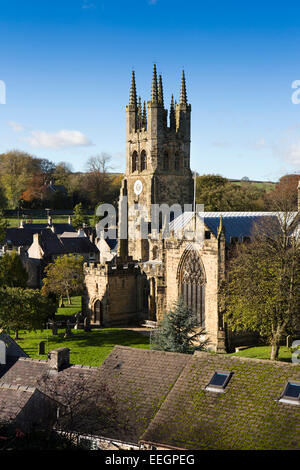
(205, 371, 232, 393)
(279, 382, 300, 405)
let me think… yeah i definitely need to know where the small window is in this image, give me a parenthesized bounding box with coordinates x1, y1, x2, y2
(205, 371, 232, 393)
(132, 151, 138, 172)
(141, 150, 147, 171)
(205, 231, 211, 240)
(279, 381, 300, 405)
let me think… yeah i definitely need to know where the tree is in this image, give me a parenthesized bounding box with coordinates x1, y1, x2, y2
(0, 288, 57, 339)
(152, 297, 209, 354)
(0, 252, 28, 288)
(196, 174, 266, 211)
(223, 214, 300, 361)
(85, 153, 112, 206)
(72, 203, 90, 229)
(0, 211, 8, 245)
(264, 173, 300, 211)
(41, 254, 84, 306)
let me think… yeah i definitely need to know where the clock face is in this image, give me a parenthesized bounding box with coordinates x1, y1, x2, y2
(134, 179, 143, 196)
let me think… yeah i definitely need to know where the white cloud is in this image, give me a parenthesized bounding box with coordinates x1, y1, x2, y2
(82, 1, 95, 9)
(24, 129, 93, 149)
(271, 124, 300, 167)
(8, 121, 25, 132)
(212, 141, 231, 148)
(255, 137, 266, 149)
(283, 142, 300, 166)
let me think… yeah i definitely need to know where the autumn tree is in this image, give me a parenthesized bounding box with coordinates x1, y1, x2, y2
(0, 288, 57, 339)
(223, 213, 300, 361)
(85, 153, 112, 206)
(0, 252, 28, 288)
(264, 173, 300, 211)
(41, 254, 84, 306)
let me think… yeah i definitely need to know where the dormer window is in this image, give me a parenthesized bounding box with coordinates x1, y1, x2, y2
(205, 371, 232, 393)
(279, 381, 300, 405)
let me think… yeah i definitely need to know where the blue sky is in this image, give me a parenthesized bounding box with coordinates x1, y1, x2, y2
(1, 1, 300, 181)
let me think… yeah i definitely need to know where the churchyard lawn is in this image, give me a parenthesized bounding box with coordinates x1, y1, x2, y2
(15, 328, 150, 366)
(230, 345, 293, 363)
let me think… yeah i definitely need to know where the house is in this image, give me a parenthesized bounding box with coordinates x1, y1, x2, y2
(0, 343, 299, 450)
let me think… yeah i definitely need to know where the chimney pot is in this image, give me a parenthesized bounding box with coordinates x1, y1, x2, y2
(48, 348, 70, 372)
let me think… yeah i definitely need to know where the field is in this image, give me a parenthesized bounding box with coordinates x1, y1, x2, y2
(15, 328, 150, 366)
(5, 215, 94, 228)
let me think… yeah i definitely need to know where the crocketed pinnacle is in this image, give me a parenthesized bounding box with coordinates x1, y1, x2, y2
(170, 94, 175, 129)
(180, 69, 187, 105)
(151, 64, 158, 103)
(142, 101, 147, 129)
(158, 74, 164, 107)
(137, 96, 142, 129)
(129, 70, 137, 107)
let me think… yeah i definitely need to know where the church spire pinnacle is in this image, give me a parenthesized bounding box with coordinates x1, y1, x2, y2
(170, 94, 175, 129)
(180, 69, 187, 105)
(142, 100, 147, 130)
(151, 64, 158, 103)
(158, 74, 164, 107)
(129, 70, 137, 107)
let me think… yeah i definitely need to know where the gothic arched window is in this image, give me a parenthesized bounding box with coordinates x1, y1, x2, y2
(141, 150, 147, 171)
(163, 151, 169, 171)
(178, 249, 206, 326)
(174, 152, 180, 171)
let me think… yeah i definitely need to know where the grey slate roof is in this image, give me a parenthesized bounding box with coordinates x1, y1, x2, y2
(140, 351, 300, 450)
(170, 211, 292, 244)
(38, 230, 99, 256)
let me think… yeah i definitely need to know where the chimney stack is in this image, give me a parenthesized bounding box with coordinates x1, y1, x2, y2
(48, 348, 70, 372)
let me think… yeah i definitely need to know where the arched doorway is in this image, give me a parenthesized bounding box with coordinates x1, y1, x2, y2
(178, 249, 206, 326)
(94, 299, 103, 324)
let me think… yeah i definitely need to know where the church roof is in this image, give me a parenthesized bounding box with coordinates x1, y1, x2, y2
(170, 212, 297, 244)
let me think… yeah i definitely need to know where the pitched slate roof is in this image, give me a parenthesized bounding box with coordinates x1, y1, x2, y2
(23, 223, 76, 235)
(94, 346, 190, 443)
(3, 228, 42, 247)
(37, 230, 99, 256)
(140, 351, 300, 450)
(170, 212, 291, 244)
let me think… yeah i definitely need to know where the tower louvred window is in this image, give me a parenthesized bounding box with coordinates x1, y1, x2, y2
(132, 151, 138, 172)
(141, 150, 147, 171)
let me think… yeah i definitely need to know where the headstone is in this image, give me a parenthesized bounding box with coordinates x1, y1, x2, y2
(286, 335, 293, 348)
(38, 341, 45, 355)
(84, 316, 91, 333)
(74, 312, 81, 330)
(51, 322, 58, 335)
(64, 321, 73, 339)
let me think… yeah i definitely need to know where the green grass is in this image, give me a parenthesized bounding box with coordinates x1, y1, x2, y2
(5, 216, 94, 228)
(56, 296, 82, 318)
(15, 328, 150, 366)
(230, 345, 293, 363)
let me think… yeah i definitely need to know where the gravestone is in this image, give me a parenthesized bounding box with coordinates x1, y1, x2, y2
(84, 316, 91, 333)
(51, 322, 58, 335)
(64, 321, 73, 339)
(0, 340, 6, 365)
(38, 341, 45, 355)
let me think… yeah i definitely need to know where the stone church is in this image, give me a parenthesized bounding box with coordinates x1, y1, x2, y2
(83, 66, 300, 352)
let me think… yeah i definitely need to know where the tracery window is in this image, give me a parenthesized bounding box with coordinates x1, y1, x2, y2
(179, 249, 205, 326)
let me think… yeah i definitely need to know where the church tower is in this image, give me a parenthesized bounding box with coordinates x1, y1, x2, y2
(118, 65, 194, 260)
